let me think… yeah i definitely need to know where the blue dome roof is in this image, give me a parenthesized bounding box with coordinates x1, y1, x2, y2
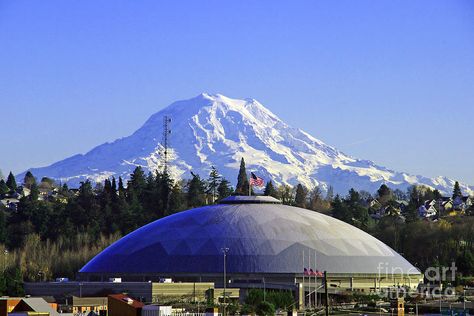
(80, 198, 419, 275)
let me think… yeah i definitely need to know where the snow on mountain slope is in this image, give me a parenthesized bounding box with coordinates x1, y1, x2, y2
(18, 93, 473, 195)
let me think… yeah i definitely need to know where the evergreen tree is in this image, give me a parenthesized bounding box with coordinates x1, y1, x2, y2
(405, 186, 421, 222)
(332, 195, 352, 223)
(23, 171, 36, 189)
(433, 189, 442, 200)
(29, 182, 39, 202)
(0, 180, 8, 196)
(169, 183, 185, 213)
(187, 173, 206, 207)
(294, 184, 307, 208)
(207, 166, 220, 203)
(60, 183, 69, 195)
(158, 171, 173, 215)
(0, 210, 6, 244)
(111, 177, 117, 193)
(143, 172, 158, 220)
(345, 188, 370, 229)
(235, 158, 249, 195)
(128, 167, 146, 200)
(377, 183, 393, 205)
(72, 180, 99, 231)
(6, 268, 24, 296)
(99, 179, 114, 232)
(453, 181, 462, 198)
(263, 181, 278, 198)
(217, 178, 233, 200)
(0, 272, 6, 296)
(6, 172, 17, 192)
(118, 177, 126, 197)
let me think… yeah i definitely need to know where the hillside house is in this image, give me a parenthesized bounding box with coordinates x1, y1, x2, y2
(439, 197, 453, 214)
(418, 201, 437, 219)
(0, 198, 19, 211)
(453, 196, 472, 211)
(395, 200, 409, 213)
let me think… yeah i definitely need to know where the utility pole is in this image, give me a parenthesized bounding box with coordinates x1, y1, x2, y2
(162, 116, 172, 172)
(221, 247, 229, 316)
(324, 271, 329, 316)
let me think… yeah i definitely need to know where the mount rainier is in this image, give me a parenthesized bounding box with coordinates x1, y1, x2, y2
(18, 93, 473, 195)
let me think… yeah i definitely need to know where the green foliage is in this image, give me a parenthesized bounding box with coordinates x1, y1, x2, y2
(453, 181, 462, 199)
(294, 184, 307, 208)
(187, 173, 206, 207)
(0, 210, 6, 244)
(207, 166, 221, 203)
(6, 172, 17, 192)
(457, 251, 474, 275)
(278, 185, 293, 205)
(217, 178, 233, 201)
(169, 183, 185, 213)
(245, 289, 294, 312)
(331, 195, 351, 223)
(235, 158, 249, 195)
(23, 171, 36, 189)
(245, 289, 264, 306)
(266, 291, 294, 310)
(377, 184, 393, 205)
(256, 301, 275, 316)
(263, 181, 278, 198)
(308, 187, 331, 213)
(0, 180, 8, 196)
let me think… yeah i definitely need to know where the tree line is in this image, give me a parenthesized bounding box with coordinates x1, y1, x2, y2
(0, 158, 473, 296)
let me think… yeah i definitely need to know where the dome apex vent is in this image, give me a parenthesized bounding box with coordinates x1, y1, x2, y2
(219, 196, 281, 204)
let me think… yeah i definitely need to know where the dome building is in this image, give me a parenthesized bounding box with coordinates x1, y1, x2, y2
(80, 196, 422, 296)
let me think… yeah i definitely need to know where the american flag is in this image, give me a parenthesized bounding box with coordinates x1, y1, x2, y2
(249, 172, 264, 187)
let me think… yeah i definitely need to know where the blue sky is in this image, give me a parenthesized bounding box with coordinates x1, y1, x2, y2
(0, 0, 473, 184)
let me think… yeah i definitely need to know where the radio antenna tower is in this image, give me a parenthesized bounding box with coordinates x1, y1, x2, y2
(162, 115, 172, 172)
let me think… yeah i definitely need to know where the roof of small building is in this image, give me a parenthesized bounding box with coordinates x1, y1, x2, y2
(72, 296, 107, 306)
(21, 297, 60, 316)
(108, 294, 144, 309)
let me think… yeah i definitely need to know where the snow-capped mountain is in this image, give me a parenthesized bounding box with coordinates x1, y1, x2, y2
(18, 93, 473, 195)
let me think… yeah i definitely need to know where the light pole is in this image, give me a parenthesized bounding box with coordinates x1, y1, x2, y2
(263, 277, 266, 302)
(221, 247, 229, 316)
(464, 289, 466, 312)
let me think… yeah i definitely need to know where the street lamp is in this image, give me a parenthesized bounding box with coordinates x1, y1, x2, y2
(464, 289, 466, 312)
(221, 248, 229, 316)
(263, 276, 266, 302)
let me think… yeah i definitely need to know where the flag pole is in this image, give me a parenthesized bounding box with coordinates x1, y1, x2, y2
(315, 250, 318, 308)
(308, 251, 311, 309)
(248, 172, 251, 196)
(302, 250, 305, 310)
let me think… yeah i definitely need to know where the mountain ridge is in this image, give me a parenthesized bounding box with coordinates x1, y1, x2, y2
(17, 93, 473, 195)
